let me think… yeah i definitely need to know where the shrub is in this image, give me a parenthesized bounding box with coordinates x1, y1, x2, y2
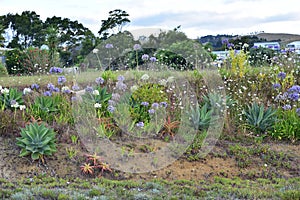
(5, 48, 26, 75)
(0, 88, 24, 110)
(243, 103, 277, 134)
(0, 62, 8, 77)
(273, 109, 300, 142)
(16, 122, 57, 161)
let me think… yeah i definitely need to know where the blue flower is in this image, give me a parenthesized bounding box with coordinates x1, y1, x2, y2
(141, 54, 149, 61)
(282, 104, 291, 110)
(136, 121, 144, 128)
(141, 102, 149, 106)
(71, 96, 77, 101)
(227, 43, 234, 49)
(148, 109, 155, 114)
(58, 76, 67, 85)
(222, 39, 228, 45)
(31, 83, 39, 90)
(95, 77, 104, 85)
(277, 72, 286, 80)
(47, 83, 55, 91)
(107, 105, 115, 113)
(105, 43, 114, 49)
(288, 85, 300, 93)
(133, 44, 141, 50)
(272, 83, 281, 89)
(53, 87, 60, 92)
(43, 91, 52, 96)
(72, 85, 80, 91)
(85, 86, 93, 93)
(150, 57, 157, 62)
(160, 102, 168, 108)
(152, 102, 159, 108)
(49, 67, 62, 74)
(296, 108, 300, 116)
(288, 92, 299, 101)
(117, 75, 125, 82)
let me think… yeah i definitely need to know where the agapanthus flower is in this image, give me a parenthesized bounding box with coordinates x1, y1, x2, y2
(71, 96, 77, 101)
(136, 121, 144, 128)
(150, 57, 157, 62)
(43, 91, 52, 96)
(58, 76, 67, 85)
(152, 102, 159, 108)
(227, 43, 234, 49)
(288, 85, 300, 93)
(282, 104, 291, 110)
(133, 44, 141, 50)
(92, 49, 99, 54)
(10, 100, 18, 108)
(72, 85, 80, 91)
(107, 105, 115, 113)
(148, 109, 155, 114)
(19, 105, 26, 110)
(23, 87, 32, 95)
(92, 90, 100, 96)
(1, 88, 9, 95)
(160, 102, 168, 108)
(141, 102, 149, 106)
(85, 86, 93, 93)
(277, 72, 286, 80)
(117, 75, 125, 82)
(94, 103, 102, 108)
(141, 74, 149, 81)
(47, 83, 55, 91)
(31, 83, 39, 90)
(53, 87, 60, 92)
(116, 81, 127, 91)
(105, 43, 114, 49)
(112, 93, 120, 101)
(49, 67, 62, 74)
(288, 92, 299, 101)
(296, 108, 300, 116)
(62, 86, 71, 94)
(141, 54, 149, 61)
(95, 77, 104, 85)
(272, 83, 281, 89)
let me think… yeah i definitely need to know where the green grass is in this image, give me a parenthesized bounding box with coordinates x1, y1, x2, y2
(0, 176, 299, 199)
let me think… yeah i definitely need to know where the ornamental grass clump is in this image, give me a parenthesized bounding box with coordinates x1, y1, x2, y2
(16, 122, 57, 161)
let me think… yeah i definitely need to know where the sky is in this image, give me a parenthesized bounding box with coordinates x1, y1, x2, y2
(0, 0, 299, 39)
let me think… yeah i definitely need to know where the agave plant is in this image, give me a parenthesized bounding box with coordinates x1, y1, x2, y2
(189, 103, 213, 131)
(243, 103, 277, 134)
(16, 122, 57, 161)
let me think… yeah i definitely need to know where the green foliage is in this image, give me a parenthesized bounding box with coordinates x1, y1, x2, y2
(29, 95, 60, 121)
(249, 46, 275, 67)
(243, 103, 277, 134)
(189, 103, 213, 131)
(0, 62, 8, 76)
(131, 83, 168, 105)
(16, 122, 57, 160)
(5, 49, 26, 75)
(101, 70, 117, 82)
(0, 88, 24, 110)
(273, 109, 300, 142)
(156, 49, 192, 70)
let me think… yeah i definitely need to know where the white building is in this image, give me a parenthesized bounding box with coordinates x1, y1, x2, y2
(253, 42, 280, 50)
(286, 41, 300, 54)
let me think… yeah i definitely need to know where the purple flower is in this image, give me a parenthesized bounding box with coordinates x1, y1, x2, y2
(227, 43, 234, 49)
(10, 99, 17, 106)
(107, 105, 115, 113)
(141, 102, 149, 106)
(160, 102, 168, 108)
(116, 82, 127, 91)
(288, 92, 299, 101)
(71, 96, 77, 101)
(136, 121, 144, 128)
(72, 85, 80, 91)
(150, 57, 157, 62)
(108, 100, 116, 106)
(141, 54, 149, 61)
(85, 86, 93, 93)
(282, 104, 291, 110)
(148, 109, 155, 114)
(47, 83, 55, 91)
(133, 44, 141, 50)
(58, 76, 67, 85)
(277, 72, 286, 80)
(95, 77, 104, 85)
(53, 87, 60, 92)
(43, 91, 52, 96)
(296, 108, 300, 116)
(272, 83, 281, 89)
(31, 83, 39, 90)
(105, 43, 114, 49)
(112, 93, 120, 101)
(288, 85, 300, 93)
(49, 67, 62, 74)
(222, 39, 228, 45)
(117, 75, 125, 82)
(152, 102, 159, 108)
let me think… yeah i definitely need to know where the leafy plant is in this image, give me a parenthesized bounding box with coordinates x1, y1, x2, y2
(29, 96, 59, 121)
(131, 83, 168, 105)
(273, 109, 300, 142)
(189, 103, 213, 131)
(0, 88, 24, 110)
(159, 116, 180, 140)
(0, 62, 8, 77)
(80, 153, 112, 177)
(243, 103, 277, 134)
(16, 122, 57, 162)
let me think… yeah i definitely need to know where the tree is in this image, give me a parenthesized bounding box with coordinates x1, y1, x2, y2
(98, 9, 130, 40)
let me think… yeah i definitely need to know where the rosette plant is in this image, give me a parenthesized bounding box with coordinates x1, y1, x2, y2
(16, 123, 57, 162)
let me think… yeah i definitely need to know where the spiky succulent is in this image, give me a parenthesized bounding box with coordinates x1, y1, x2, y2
(16, 123, 57, 160)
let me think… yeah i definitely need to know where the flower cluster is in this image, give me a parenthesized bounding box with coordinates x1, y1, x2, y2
(49, 67, 63, 74)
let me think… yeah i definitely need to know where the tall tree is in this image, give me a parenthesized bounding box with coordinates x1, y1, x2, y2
(98, 9, 130, 40)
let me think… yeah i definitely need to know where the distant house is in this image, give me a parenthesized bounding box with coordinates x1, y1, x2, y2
(286, 41, 300, 54)
(252, 42, 280, 50)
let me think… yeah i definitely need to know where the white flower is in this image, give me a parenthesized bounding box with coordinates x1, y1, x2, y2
(23, 87, 32, 95)
(92, 48, 99, 54)
(92, 90, 100, 96)
(11, 102, 19, 108)
(19, 105, 26, 110)
(158, 79, 167, 86)
(141, 74, 149, 81)
(1, 88, 9, 95)
(167, 76, 175, 83)
(61, 86, 70, 93)
(94, 103, 102, 108)
(130, 85, 138, 92)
